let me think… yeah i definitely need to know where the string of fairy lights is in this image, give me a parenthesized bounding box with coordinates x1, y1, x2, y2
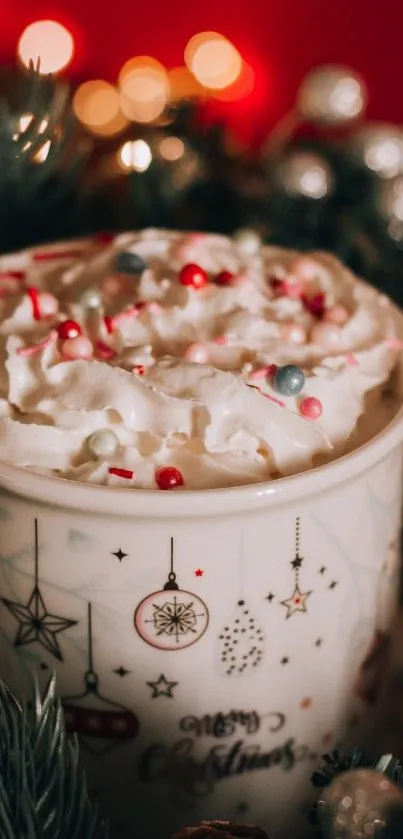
(11, 17, 403, 250)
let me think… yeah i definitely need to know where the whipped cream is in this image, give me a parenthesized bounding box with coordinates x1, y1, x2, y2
(0, 229, 401, 490)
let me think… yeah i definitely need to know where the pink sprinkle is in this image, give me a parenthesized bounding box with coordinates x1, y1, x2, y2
(250, 367, 270, 380)
(386, 337, 403, 349)
(345, 352, 359, 366)
(263, 393, 286, 408)
(300, 396, 323, 419)
(33, 249, 83, 262)
(215, 336, 227, 345)
(26, 286, 41, 320)
(95, 340, 117, 360)
(104, 316, 113, 334)
(108, 467, 134, 479)
(17, 331, 56, 357)
(147, 301, 163, 314)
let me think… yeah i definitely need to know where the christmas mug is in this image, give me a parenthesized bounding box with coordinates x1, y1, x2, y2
(1, 409, 403, 839)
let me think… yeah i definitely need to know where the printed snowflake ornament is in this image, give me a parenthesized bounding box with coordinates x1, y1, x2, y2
(134, 538, 209, 650)
(62, 603, 139, 756)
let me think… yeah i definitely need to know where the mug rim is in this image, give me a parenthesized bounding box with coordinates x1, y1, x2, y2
(1, 404, 403, 518)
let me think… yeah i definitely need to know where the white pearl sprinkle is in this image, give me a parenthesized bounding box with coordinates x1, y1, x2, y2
(80, 288, 103, 310)
(88, 429, 119, 459)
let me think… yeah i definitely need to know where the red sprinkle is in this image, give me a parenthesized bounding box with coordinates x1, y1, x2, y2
(0, 270, 25, 281)
(215, 270, 234, 286)
(302, 292, 326, 318)
(300, 396, 323, 419)
(26, 286, 41, 320)
(108, 467, 134, 479)
(33, 249, 83, 262)
(104, 315, 114, 334)
(155, 466, 185, 490)
(179, 263, 209, 290)
(271, 278, 288, 297)
(94, 231, 114, 245)
(57, 319, 82, 340)
(265, 364, 278, 379)
(133, 365, 145, 375)
(214, 336, 227, 345)
(95, 340, 117, 360)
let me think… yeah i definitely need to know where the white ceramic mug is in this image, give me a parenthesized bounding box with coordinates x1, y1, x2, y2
(1, 412, 403, 839)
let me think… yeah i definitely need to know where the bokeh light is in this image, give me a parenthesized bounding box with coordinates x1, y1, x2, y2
(18, 20, 74, 75)
(118, 139, 153, 172)
(210, 62, 255, 102)
(118, 57, 169, 123)
(185, 32, 242, 90)
(73, 81, 128, 136)
(34, 139, 51, 163)
(168, 66, 205, 101)
(159, 136, 185, 161)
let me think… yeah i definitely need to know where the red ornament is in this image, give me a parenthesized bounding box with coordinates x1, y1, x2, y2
(214, 270, 233, 286)
(300, 396, 323, 419)
(26, 287, 41, 320)
(302, 292, 326, 318)
(57, 319, 82, 340)
(178, 263, 209, 290)
(108, 467, 134, 479)
(155, 466, 185, 490)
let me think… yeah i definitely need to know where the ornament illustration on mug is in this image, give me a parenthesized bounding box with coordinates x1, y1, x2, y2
(1, 518, 77, 660)
(62, 602, 140, 755)
(134, 537, 209, 650)
(217, 535, 265, 676)
(280, 518, 312, 619)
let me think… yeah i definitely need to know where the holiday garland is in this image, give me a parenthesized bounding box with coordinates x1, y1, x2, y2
(1, 672, 403, 839)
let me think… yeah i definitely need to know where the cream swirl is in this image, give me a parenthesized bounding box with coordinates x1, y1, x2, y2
(0, 229, 401, 489)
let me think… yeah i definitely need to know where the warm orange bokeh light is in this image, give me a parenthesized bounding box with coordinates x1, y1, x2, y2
(17, 20, 74, 75)
(73, 80, 128, 136)
(211, 62, 255, 102)
(168, 66, 205, 101)
(159, 136, 185, 161)
(118, 56, 169, 123)
(118, 139, 153, 172)
(185, 32, 242, 90)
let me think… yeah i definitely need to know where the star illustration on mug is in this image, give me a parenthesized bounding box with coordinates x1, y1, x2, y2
(280, 583, 311, 619)
(147, 674, 178, 698)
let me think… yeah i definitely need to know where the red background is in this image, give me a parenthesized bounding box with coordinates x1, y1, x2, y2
(2, 0, 402, 146)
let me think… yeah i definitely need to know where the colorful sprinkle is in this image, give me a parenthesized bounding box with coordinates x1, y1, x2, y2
(263, 393, 286, 408)
(95, 340, 116, 360)
(33, 249, 83, 262)
(102, 275, 127, 297)
(133, 365, 145, 375)
(299, 396, 323, 419)
(94, 231, 115, 245)
(214, 335, 227, 345)
(104, 315, 114, 334)
(115, 251, 147, 275)
(279, 322, 307, 345)
(272, 364, 305, 396)
(345, 352, 359, 366)
(302, 292, 326, 318)
(183, 342, 209, 364)
(108, 467, 134, 479)
(26, 287, 41, 320)
(57, 320, 82, 340)
(88, 429, 119, 459)
(386, 337, 403, 349)
(250, 367, 271, 380)
(155, 466, 185, 490)
(17, 331, 56, 357)
(62, 335, 93, 360)
(80, 288, 103, 310)
(179, 263, 209, 290)
(215, 270, 234, 286)
(0, 270, 25, 281)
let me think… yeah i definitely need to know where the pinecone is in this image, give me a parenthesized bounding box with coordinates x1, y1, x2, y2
(172, 820, 270, 839)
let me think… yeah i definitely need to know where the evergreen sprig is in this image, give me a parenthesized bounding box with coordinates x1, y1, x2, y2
(0, 673, 107, 839)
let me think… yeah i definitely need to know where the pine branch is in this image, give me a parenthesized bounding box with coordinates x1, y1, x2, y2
(0, 673, 107, 839)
